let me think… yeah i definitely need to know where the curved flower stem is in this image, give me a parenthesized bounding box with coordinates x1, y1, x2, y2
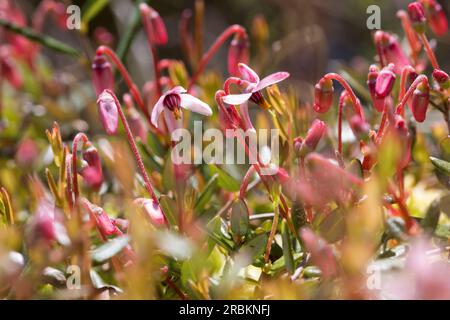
(418, 33, 440, 70)
(397, 10, 421, 65)
(71, 132, 89, 200)
(239, 164, 257, 199)
(398, 66, 416, 117)
(395, 75, 428, 115)
(140, 10, 162, 98)
(324, 73, 365, 121)
(107, 91, 167, 225)
(338, 93, 344, 154)
(187, 25, 247, 92)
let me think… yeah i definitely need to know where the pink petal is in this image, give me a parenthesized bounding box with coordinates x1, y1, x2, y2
(179, 94, 212, 116)
(239, 102, 255, 132)
(222, 92, 252, 105)
(150, 94, 166, 128)
(255, 72, 290, 91)
(167, 86, 186, 95)
(238, 63, 259, 84)
(97, 91, 119, 135)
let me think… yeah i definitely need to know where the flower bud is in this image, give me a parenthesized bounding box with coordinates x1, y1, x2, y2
(408, 2, 427, 33)
(228, 33, 249, 77)
(411, 81, 430, 122)
(367, 65, 385, 112)
(374, 31, 409, 74)
(140, 4, 168, 46)
(313, 77, 334, 113)
(375, 64, 396, 99)
(299, 119, 327, 156)
(349, 115, 370, 140)
(94, 27, 115, 47)
(134, 198, 166, 226)
(83, 200, 119, 237)
(92, 54, 114, 96)
(432, 69, 450, 89)
(393, 115, 411, 169)
(425, 0, 448, 36)
(81, 143, 103, 190)
(96, 90, 119, 135)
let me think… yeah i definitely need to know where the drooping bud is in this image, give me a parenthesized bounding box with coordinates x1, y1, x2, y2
(96, 90, 119, 135)
(139, 4, 168, 46)
(80, 142, 103, 190)
(424, 0, 448, 36)
(408, 2, 427, 33)
(375, 64, 396, 99)
(411, 81, 430, 122)
(228, 33, 249, 77)
(367, 65, 385, 112)
(134, 198, 166, 226)
(432, 69, 450, 89)
(374, 31, 409, 74)
(83, 199, 120, 237)
(92, 54, 114, 96)
(313, 77, 334, 113)
(299, 119, 327, 156)
(349, 115, 370, 140)
(393, 115, 411, 169)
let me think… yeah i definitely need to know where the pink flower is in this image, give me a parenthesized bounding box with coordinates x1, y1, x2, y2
(139, 3, 168, 46)
(151, 86, 212, 128)
(222, 63, 289, 107)
(134, 198, 166, 226)
(297, 119, 327, 156)
(82, 199, 121, 237)
(96, 90, 119, 135)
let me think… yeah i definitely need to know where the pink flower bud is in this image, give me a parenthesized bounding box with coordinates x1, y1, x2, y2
(80, 144, 103, 190)
(300, 119, 327, 155)
(313, 77, 334, 113)
(92, 54, 114, 96)
(94, 27, 115, 47)
(293, 136, 303, 157)
(349, 115, 370, 140)
(228, 33, 249, 77)
(408, 2, 427, 33)
(276, 167, 290, 184)
(432, 69, 450, 89)
(374, 31, 409, 74)
(375, 64, 396, 98)
(96, 90, 119, 135)
(367, 65, 385, 112)
(393, 115, 411, 169)
(411, 81, 430, 122)
(140, 4, 168, 46)
(84, 200, 120, 237)
(425, 0, 448, 36)
(134, 198, 166, 226)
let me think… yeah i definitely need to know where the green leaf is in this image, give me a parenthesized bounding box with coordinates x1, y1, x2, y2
(208, 165, 240, 192)
(159, 195, 178, 226)
(430, 156, 450, 176)
(195, 174, 219, 212)
(81, 0, 110, 32)
(422, 199, 441, 234)
(239, 233, 268, 261)
(230, 199, 249, 239)
(439, 194, 450, 218)
(281, 219, 295, 274)
(91, 235, 130, 262)
(0, 18, 79, 57)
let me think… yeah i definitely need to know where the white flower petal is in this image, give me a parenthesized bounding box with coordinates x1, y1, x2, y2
(238, 63, 260, 84)
(150, 94, 166, 128)
(179, 94, 212, 116)
(255, 72, 290, 91)
(222, 92, 253, 105)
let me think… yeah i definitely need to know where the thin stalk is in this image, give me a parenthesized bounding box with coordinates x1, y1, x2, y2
(418, 33, 439, 69)
(188, 25, 246, 91)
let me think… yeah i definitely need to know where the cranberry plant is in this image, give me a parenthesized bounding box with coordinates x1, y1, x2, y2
(0, 0, 449, 299)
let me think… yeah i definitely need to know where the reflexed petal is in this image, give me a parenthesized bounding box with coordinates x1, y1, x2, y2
(238, 63, 260, 84)
(179, 94, 212, 116)
(255, 72, 290, 91)
(167, 86, 186, 95)
(222, 92, 252, 105)
(150, 94, 166, 128)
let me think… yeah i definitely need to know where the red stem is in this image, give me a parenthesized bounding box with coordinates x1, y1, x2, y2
(107, 90, 168, 226)
(338, 93, 344, 154)
(239, 164, 257, 199)
(324, 73, 365, 121)
(395, 75, 428, 115)
(188, 25, 247, 92)
(418, 33, 440, 69)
